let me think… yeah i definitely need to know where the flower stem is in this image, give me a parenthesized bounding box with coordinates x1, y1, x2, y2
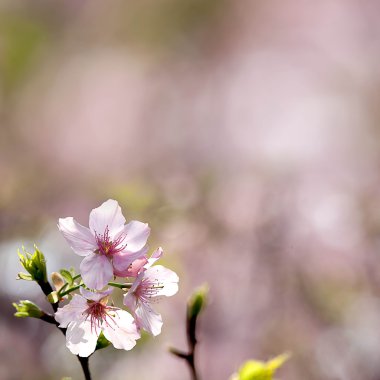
(108, 282, 133, 289)
(59, 284, 81, 297)
(58, 281, 132, 297)
(78, 356, 92, 380)
(72, 274, 82, 281)
(170, 286, 208, 380)
(36, 277, 92, 380)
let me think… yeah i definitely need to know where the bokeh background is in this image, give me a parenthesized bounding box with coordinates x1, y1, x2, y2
(1, 1, 380, 379)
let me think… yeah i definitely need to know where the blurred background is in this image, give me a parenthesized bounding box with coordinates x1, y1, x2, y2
(1, 0, 380, 379)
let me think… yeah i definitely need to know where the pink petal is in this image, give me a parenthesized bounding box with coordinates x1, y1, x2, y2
(66, 320, 99, 357)
(55, 294, 87, 327)
(58, 217, 96, 256)
(80, 253, 113, 289)
(124, 221, 150, 252)
(102, 310, 140, 350)
(135, 303, 163, 336)
(145, 247, 163, 268)
(80, 287, 113, 302)
(144, 265, 179, 297)
(89, 199, 126, 238)
(113, 246, 148, 274)
(123, 287, 139, 311)
(113, 256, 148, 277)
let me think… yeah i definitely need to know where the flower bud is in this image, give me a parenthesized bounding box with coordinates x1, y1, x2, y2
(187, 284, 208, 320)
(51, 272, 65, 291)
(13, 300, 44, 319)
(18, 246, 47, 283)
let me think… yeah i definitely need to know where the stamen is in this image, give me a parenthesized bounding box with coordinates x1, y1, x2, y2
(83, 299, 119, 332)
(94, 226, 128, 256)
(135, 278, 164, 304)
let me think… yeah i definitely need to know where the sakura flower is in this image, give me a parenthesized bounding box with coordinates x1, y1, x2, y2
(58, 199, 150, 289)
(55, 288, 140, 357)
(123, 248, 179, 336)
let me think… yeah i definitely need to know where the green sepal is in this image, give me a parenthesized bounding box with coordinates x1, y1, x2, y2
(187, 284, 209, 320)
(95, 331, 111, 350)
(13, 300, 43, 319)
(18, 245, 47, 283)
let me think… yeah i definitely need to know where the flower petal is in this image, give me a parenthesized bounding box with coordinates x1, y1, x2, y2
(80, 287, 113, 302)
(145, 247, 163, 268)
(123, 287, 139, 311)
(80, 253, 113, 289)
(124, 221, 150, 252)
(113, 256, 148, 277)
(89, 199, 126, 238)
(135, 303, 163, 336)
(112, 245, 148, 274)
(55, 294, 87, 327)
(144, 265, 179, 297)
(103, 310, 140, 350)
(66, 320, 99, 357)
(58, 217, 96, 256)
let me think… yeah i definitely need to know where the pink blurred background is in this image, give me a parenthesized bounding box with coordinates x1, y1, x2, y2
(2, 1, 380, 379)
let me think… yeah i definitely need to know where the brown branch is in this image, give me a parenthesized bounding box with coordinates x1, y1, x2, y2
(36, 280, 92, 380)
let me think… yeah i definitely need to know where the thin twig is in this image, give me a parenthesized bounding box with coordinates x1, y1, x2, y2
(169, 311, 201, 380)
(37, 279, 92, 380)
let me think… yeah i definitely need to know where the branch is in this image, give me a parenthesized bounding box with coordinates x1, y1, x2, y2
(170, 285, 208, 380)
(37, 279, 92, 380)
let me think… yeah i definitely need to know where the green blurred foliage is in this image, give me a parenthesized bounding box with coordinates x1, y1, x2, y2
(0, 12, 48, 92)
(119, 0, 226, 50)
(231, 353, 290, 380)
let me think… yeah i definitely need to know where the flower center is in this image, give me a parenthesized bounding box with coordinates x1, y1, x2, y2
(95, 226, 127, 256)
(135, 278, 163, 303)
(84, 299, 116, 332)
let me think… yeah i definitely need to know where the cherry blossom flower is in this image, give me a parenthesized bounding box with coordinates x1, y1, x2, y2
(123, 248, 179, 336)
(55, 288, 140, 357)
(58, 199, 150, 289)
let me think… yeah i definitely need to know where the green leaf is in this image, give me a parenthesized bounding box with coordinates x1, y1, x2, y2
(239, 361, 268, 380)
(18, 246, 47, 283)
(13, 300, 43, 319)
(17, 272, 33, 281)
(59, 269, 73, 285)
(266, 353, 290, 372)
(232, 353, 290, 380)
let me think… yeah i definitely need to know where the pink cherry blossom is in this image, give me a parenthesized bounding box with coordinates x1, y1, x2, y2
(123, 248, 179, 336)
(55, 288, 140, 357)
(58, 199, 150, 289)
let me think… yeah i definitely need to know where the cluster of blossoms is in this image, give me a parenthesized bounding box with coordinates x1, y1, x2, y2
(56, 199, 179, 357)
(14, 200, 291, 380)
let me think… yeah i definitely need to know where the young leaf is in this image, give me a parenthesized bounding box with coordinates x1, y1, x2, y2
(59, 269, 73, 285)
(231, 353, 290, 380)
